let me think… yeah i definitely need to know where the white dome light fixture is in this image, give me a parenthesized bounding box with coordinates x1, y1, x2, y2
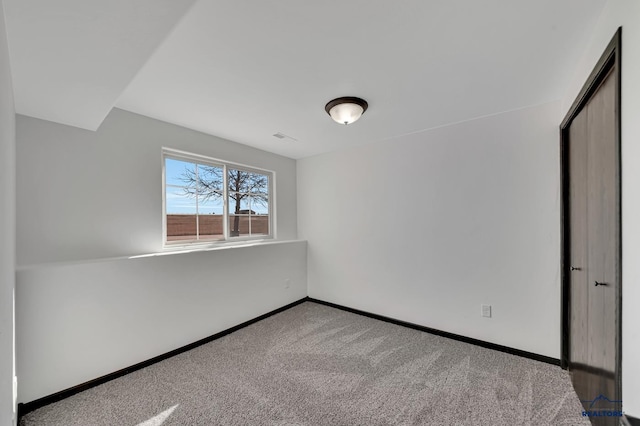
(325, 97, 368, 125)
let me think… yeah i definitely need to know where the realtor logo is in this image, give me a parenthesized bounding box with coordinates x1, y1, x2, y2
(580, 394, 623, 418)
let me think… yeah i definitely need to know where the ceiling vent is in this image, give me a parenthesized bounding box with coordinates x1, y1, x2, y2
(273, 132, 298, 142)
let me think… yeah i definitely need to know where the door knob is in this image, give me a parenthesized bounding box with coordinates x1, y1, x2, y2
(570, 266, 581, 271)
(594, 281, 608, 287)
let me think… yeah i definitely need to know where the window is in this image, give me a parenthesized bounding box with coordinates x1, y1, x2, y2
(163, 149, 273, 245)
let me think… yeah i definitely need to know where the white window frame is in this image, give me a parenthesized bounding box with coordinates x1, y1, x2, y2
(162, 147, 275, 248)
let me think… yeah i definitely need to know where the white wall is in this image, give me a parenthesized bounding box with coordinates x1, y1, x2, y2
(0, 1, 16, 423)
(16, 108, 298, 266)
(562, 0, 640, 417)
(16, 109, 307, 404)
(298, 101, 562, 359)
(16, 240, 307, 403)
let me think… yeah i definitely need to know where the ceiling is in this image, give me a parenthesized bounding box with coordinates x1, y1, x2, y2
(5, 0, 608, 159)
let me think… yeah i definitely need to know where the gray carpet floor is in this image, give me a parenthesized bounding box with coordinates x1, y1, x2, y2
(20, 302, 590, 425)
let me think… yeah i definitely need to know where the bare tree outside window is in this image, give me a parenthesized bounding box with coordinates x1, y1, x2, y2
(180, 165, 269, 237)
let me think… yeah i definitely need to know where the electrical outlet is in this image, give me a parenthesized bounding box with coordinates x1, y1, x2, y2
(284, 279, 290, 289)
(481, 304, 492, 318)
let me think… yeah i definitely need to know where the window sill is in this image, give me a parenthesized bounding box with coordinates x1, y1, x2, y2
(139, 238, 288, 259)
(17, 239, 306, 271)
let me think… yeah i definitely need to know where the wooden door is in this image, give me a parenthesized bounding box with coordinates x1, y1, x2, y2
(563, 30, 621, 426)
(568, 105, 588, 376)
(587, 69, 618, 406)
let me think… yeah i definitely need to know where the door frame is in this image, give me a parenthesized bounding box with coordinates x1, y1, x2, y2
(559, 26, 622, 399)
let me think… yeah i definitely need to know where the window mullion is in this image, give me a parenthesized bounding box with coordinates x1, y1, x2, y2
(248, 196, 252, 236)
(222, 164, 229, 240)
(195, 164, 200, 240)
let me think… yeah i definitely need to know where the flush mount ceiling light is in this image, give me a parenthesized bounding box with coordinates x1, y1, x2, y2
(325, 96, 368, 125)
